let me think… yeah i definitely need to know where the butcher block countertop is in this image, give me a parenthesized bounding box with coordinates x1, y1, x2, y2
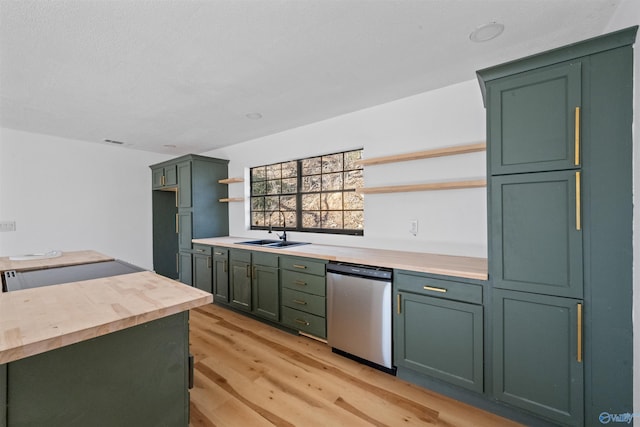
(0, 250, 114, 273)
(193, 236, 488, 281)
(0, 270, 212, 364)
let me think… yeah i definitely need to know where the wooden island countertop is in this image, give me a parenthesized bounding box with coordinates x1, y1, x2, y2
(193, 236, 488, 281)
(0, 253, 212, 364)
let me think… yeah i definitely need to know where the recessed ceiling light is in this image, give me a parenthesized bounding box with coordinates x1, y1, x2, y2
(246, 112, 263, 120)
(470, 22, 504, 42)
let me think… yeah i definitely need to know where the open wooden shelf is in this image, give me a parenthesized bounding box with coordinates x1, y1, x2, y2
(355, 142, 486, 167)
(219, 197, 245, 203)
(218, 177, 244, 184)
(356, 179, 486, 194)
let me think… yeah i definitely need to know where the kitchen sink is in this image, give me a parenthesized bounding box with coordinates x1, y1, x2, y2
(236, 239, 309, 248)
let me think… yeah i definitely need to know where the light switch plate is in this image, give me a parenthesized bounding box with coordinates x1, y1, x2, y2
(409, 219, 418, 236)
(0, 221, 16, 232)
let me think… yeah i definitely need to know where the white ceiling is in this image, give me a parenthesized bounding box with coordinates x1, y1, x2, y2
(0, 0, 623, 155)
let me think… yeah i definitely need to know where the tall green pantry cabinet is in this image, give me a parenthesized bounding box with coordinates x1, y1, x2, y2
(478, 27, 636, 426)
(151, 154, 229, 284)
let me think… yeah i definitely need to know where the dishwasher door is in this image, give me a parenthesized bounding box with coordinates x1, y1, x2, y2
(327, 271, 392, 369)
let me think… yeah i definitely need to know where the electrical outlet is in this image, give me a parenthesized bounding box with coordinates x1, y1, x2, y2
(409, 219, 418, 236)
(0, 221, 16, 232)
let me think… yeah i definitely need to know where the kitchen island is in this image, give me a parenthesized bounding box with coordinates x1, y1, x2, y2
(0, 251, 212, 427)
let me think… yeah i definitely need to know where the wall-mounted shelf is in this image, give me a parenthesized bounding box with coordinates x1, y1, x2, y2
(355, 142, 486, 167)
(356, 179, 486, 195)
(219, 197, 245, 203)
(218, 177, 244, 184)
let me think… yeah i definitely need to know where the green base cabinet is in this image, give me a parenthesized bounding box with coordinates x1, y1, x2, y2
(230, 249, 252, 311)
(252, 252, 280, 322)
(178, 251, 192, 286)
(394, 271, 484, 393)
(493, 289, 583, 426)
(2, 313, 190, 427)
(193, 244, 213, 294)
(213, 247, 230, 304)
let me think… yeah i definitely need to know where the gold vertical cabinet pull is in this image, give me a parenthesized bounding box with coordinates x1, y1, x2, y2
(223, 260, 227, 273)
(175, 214, 179, 234)
(575, 107, 581, 166)
(252, 266, 257, 279)
(246, 265, 251, 278)
(576, 172, 581, 231)
(161, 175, 165, 186)
(397, 294, 401, 314)
(207, 256, 212, 269)
(577, 303, 583, 363)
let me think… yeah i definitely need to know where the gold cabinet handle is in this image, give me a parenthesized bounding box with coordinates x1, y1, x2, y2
(294, 280, 307, 286)
(223, 260, 227, 273)
(397, 294, 401, 314)
(161, 175, 165, 186)
(246, 265, 251, 278)
(292, 299, 307, 305)
(196, 248, 206, 253)
(207, 256, 212, 269)
(576, 172, 581, 231)
(423, 285, 447, 293)
(295, 318, 310, 326)
(293, 264, 307, 269)
(214, 251, 224, 256)
(252, 266, 257, 279)
(577, 303, 583, 363)
(575, 107, 581, 166)
(175, 214, 179, 234)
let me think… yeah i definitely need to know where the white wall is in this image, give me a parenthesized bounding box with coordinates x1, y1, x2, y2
(204, 79, 488, 258)
(604, 0, 640, 416)
(0, 128, 171, 269)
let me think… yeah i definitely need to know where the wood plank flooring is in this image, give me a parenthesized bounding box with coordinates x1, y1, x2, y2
(188, 304, 521, 427)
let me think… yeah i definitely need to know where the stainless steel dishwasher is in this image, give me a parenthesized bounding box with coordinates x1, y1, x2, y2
(327, 262, 395, 374)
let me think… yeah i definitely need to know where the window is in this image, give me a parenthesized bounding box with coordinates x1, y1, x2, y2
(250, 149, 364, 235)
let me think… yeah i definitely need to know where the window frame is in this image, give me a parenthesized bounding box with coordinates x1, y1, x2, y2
(250, 149, 364, 236)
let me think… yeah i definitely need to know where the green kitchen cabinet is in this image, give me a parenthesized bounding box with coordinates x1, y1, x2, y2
(229, 249, 252, 311)
(487, 61, 582, 176)
(251, 252, 279, 322)
(394, 272, 484, 393)
(490, 170, 583, 299)
(212, 247, 230, 304)
(151, 154, 228, 284)
(2, 313, 190, 427)
(193, 245, 213, 294)
(280, 255, 327, 339)
(493, 289, 583, 426)
(478, 27, 636, 426)
(178, 252, 192, 286)
(152, 164, 177, 189)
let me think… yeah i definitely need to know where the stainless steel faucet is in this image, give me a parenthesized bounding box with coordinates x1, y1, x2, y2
(268, 210, 287, 242)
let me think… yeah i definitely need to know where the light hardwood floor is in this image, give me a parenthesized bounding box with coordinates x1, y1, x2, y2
(188, 304, 521, 427)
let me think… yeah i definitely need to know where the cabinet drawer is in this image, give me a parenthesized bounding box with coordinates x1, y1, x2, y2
(281, 270, 326, 296)
(280, 256, 326, 276)
(253, 251, 278, 267)
(281, 306, 326, 338)
(230, 249, 251, 263)
(282, 288, 326, 317)
(192, 244, 212, 255)
(395, 272, 482, 304)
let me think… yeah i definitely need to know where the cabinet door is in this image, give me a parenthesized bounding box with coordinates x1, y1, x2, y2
(491, 170, 583, 298)
(493, 289, 583, 426)
(178, 252, 192, 286)
(230, 260, 251, 311)
(213, 248, 229, 303)
(177, 210, 192, 251)
(488, 61, 582, 175)
(177, 161, 192, 208)
(252, 265, 279, 321)
(394, 292, 483, 392)
(152, 168, 165, 189)
(193, 253, 212, 293)
(164, 165, 178, 187)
